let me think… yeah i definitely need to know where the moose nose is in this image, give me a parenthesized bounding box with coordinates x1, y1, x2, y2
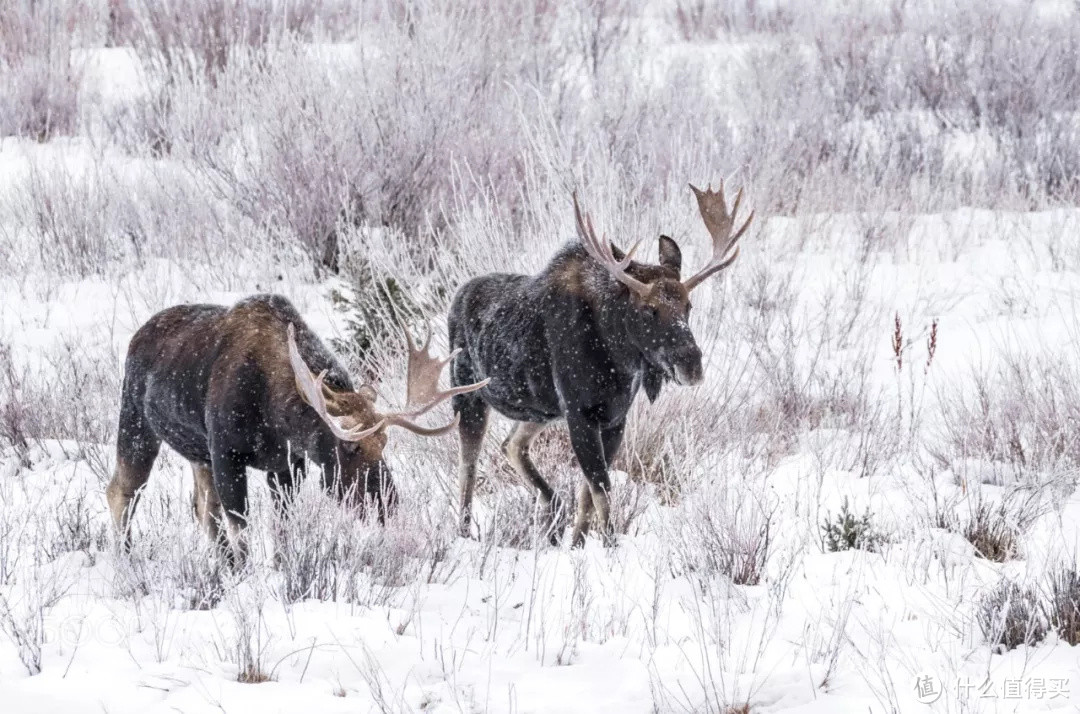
(368, 461, 397, 520)
(674, 363, 704, 386)
(671, 345, 704, 386)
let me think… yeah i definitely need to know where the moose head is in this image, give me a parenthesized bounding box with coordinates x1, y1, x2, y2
(287, 321, 491, 510)
(572, 181, 754, 389)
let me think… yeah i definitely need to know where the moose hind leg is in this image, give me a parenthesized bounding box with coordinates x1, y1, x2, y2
(502, 421, 563, 545)
(455, 396, 489, 538)
(107, 418, 161, 550)
(107, 453, 159, 550)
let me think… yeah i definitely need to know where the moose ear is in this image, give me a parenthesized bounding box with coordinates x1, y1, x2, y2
(357, 384, 378, 403)
(643, 363, 665, 403)
(294, 372, 346, 410)
(658, 235, 682, 274)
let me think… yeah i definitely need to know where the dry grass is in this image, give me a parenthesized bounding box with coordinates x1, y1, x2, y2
(961, 500, 1020, 563)
(1047, 567, 1080, 646)
(977, 579, 1046, 651)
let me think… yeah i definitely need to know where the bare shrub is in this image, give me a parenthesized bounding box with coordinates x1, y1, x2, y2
(935, 354, 1080, 487)
(117, 0, 353, 83)
(183, 0, 547, 274)
(0, 588, 48, 674)
(0, 333, 120, 495)
(0, 569, 71, 674)
(170, 540, 227, 611)
(0, 476, 30, 585)
(272, 484, 382, 604)
(0, 342, 32, 466)
(220, 578, 274, 683)
(18, 335, 120, 462)
(736, 262, 885, 462)
(950, 488, 1049, 563)
(481, 486, 550, 550)
(620, 368, 751, 498)
(42, 483, 109, 561)
(671, 471, 775, 586)
(0, 0, 90, 140)
(607, 475, 650, 537)
(2, 159, 133, 277)
(571, 0, 634, 79)
(671, 0, 791, 40)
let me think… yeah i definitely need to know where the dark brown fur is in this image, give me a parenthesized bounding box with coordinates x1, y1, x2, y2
(449, 237, 703, 546)
(106, 294, 394, 564)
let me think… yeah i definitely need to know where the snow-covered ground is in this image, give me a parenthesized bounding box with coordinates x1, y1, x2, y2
(3, 1, 1080, 712)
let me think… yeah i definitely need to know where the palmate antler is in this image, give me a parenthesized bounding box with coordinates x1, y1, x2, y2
(287, 323, 489, 441)
(682, 181, 754, 292)
(573, 185, 752, 294)
(381, 322, 491, 435)
(289, 325, 386, 441)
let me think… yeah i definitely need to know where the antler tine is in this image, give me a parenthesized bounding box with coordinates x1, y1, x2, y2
(379, 321, 490, 436)
(683, 182, 754, 292)
(287, 324, 386, 442)
(573, 192, 651, 297)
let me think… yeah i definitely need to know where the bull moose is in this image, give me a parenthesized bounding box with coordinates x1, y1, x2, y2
(106, 294, 487, 564)
(449, 182, 752, 546)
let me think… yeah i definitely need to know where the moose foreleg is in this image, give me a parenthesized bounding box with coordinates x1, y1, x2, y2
(191, 462, 227, 549)
(211, 450, 250, 569)
(567, 414, 615, 548)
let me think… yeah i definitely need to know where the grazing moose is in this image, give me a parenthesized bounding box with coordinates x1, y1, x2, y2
(449, 183, 752, 546)
(106, 294, 487, 564)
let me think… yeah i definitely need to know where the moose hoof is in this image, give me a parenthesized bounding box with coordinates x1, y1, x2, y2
(544, 495, 567, 546)
(546, 524, 564, 547)
(458, 520, 475, 540)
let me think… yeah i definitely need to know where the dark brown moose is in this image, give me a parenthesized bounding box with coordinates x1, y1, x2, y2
(107, 294, 487, 564)
(448, 183, 752, 546)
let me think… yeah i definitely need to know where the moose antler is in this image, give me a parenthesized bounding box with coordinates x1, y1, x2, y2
(682, 181, 754, 292)
(573, 192, 651, 298)
(288, 324, 386, 441)
(379, 321, 491, 436)
(288, 322, 488, 441)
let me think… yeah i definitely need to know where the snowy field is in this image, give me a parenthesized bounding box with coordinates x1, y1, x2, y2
(3, 1, 1080, 712)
